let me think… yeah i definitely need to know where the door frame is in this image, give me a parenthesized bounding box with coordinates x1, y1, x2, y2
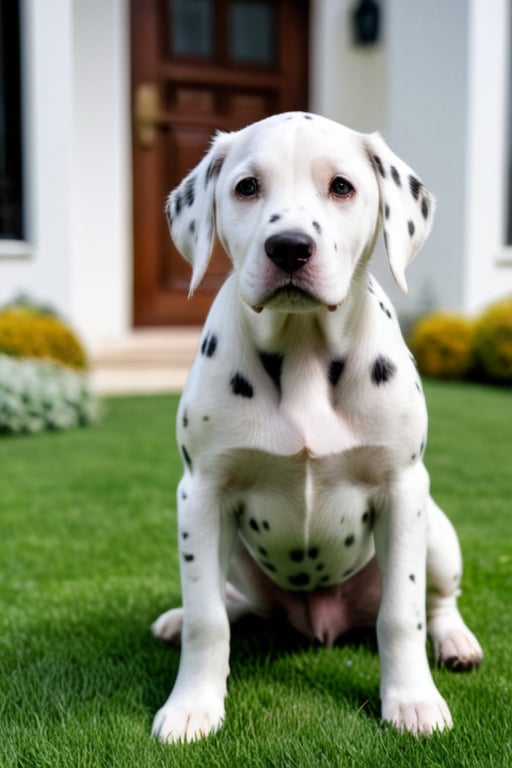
(131, 0, 309, 327)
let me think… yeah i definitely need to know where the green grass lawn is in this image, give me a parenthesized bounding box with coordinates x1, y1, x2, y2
(1, 382, 511, 767)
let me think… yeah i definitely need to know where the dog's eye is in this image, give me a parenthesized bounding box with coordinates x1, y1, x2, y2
(235, 177, 259, 198)
(330, 177, 354, 198)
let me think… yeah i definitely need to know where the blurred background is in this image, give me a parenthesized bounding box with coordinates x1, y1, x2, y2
(0, 0, 511, 390)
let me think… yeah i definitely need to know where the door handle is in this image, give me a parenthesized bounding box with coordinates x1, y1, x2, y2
(134, 83, 160, 149)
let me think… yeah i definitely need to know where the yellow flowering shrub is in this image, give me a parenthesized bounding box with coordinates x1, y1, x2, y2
(472, 297, 512, 383)
(409, 313, 474, 379)
(0, 306, 87, 370)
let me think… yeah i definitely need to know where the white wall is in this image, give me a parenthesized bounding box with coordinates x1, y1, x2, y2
(310, 0, 387, 132)
(0, 0, 131, 350)
(70, 0, 131, 347)
(379, 0, 470, 318)
(463, 0, 512, 313)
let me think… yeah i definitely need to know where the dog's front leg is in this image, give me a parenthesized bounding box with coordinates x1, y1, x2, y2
(152, 477, 236, 743)
(374, 464, 452, 736)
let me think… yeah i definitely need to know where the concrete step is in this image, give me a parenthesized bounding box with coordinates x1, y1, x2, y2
(89, 328, 201, 395)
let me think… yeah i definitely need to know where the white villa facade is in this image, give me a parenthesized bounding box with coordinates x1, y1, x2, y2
(1, 0, 511, 350)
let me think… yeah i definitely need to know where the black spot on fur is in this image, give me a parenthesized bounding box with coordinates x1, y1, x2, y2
(379, 301, 392, 319)
(383, 230, 389, 251)
(249, 518, 260, 533)
(320, 575, 330, 584)
(312, 221, 322, 235)
(258, 546, 268, 557)
(259, 351, 283, 394)
(201, 333, 217, 358)
(289, 549, 304, 563)
(409, 573, 416, 582)
(262, 561, 276, 572)
(408, 220, 415, 237)
(368, 278, 375, 294)
(421, 196, 429, 219)
(182, 531, 189, 539)
(409, 175, 422, 200)
(316, 563, 325, 572)
(175, 193, 182, 217)
(384, 204, 390, 220)
(203, 414, 210, 421)
(329, 358, 346, 387)
(303, 114, 313, 120)
(391, 166, 401, 186)
(182, 411, 189, 428)
(181, 491, 187, 500)
(182, 445, 193, 472)
(205, 155, 225, 185)
(231, 373, 254, 398)
(262, 520, 270, 531)
(289, 573, 311, 587)
(269, 213, 281, 223)
(371, 355, 397, 385)
(184, 176, 196, 207)
(344, 535, 355, 547)
(417, 623, 423, 631)
(183, 553, 195, 563)
(343, 568, 354, 577)
(308, 547, 319, 559)
(373, 155, 386, 178)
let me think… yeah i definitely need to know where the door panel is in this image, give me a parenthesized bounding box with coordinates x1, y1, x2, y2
(132, 0, 309, 326)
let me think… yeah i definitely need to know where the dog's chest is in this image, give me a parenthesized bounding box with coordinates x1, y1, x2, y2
(231, 450, 376, 591)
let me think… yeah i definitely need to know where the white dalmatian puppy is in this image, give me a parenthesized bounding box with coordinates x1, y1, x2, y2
(151, 112, 482, 743)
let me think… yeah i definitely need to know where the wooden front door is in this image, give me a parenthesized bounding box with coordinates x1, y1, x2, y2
(131, 0, 309, 326)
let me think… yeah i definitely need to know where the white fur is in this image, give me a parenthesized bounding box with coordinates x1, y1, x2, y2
(152, 113, 482, 743)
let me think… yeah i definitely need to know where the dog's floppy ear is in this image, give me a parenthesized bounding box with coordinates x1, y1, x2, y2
(365, 132, 436, 293)
(166, 131, 233, 296)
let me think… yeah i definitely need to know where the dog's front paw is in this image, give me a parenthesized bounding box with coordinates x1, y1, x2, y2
(151, 608, 183, 644)
(152, 692, 225, 743)
(382, 695, 453, 736)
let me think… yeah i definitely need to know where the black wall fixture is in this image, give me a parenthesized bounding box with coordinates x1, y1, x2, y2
(352, 0, 380, 46)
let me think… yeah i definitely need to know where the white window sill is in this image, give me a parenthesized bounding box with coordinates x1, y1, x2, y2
(0, 240, 33, 259)
(495, 247, 512, 266)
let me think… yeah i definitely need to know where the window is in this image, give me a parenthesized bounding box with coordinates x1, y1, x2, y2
(0, 0, 23, 240)
(168, 0, 276, 66)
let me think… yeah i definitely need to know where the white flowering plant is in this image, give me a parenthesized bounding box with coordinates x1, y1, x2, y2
(0, 354, 99, 435)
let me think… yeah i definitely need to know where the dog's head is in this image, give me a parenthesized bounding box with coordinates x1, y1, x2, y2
(167, 112, 435, 312)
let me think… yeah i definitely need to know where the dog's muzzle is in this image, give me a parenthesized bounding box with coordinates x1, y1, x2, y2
(265, 230, 315, 274)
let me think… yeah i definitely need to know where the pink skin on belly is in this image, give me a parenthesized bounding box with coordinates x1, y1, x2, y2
(235, 543, 381, 647)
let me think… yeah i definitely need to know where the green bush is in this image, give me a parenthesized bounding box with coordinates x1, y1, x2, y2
(0, 354, 99, 435)
(0, 303, 87, 370)
(408, 313, 474, 379)
(472, 297, 512, 383)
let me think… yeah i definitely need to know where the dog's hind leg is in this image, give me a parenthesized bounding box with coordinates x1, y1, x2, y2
(152, 584, 260, 644)
(426, 497, 483, 670)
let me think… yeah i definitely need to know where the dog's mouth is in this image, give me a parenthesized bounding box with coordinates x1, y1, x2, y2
(251, 282, 341, 315)
(256, 284, 322, 313)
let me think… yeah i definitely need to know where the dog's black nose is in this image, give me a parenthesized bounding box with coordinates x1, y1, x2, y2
(264, 231, 314, 274)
